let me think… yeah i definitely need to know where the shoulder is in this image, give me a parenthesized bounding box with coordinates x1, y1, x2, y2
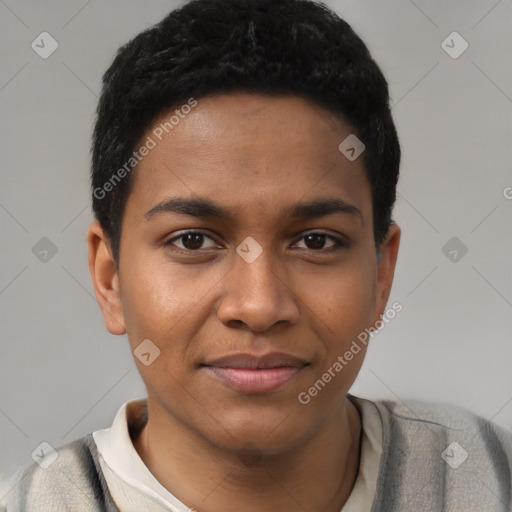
(365, 395, 512, 458)
(351, 395, 512, 509)
(1, 434, 119, 511)
(373, 396, 512, 443)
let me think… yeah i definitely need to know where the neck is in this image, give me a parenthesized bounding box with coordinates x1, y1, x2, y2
(133, 396, 362, 512)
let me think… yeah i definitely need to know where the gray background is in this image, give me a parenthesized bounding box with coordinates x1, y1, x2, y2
(1, 0, 511, 479)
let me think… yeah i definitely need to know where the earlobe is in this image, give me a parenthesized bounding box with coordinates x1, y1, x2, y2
(86, 221, 127, 335)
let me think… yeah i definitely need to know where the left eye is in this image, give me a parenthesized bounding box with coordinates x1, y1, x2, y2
(293, 232, 347, 251)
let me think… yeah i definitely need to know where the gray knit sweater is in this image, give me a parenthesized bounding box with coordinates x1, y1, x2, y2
(1, 396, 511, 511)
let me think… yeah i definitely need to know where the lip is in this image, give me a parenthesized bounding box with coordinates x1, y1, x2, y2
(202, 352, 309, 393)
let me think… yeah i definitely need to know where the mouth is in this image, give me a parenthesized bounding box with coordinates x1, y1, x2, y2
(201, 352, 309, 393)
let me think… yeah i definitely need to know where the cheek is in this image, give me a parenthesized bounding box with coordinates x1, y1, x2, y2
(118, 256, 199, 354)
(302, 261, 375, 389)
(331, 282, 374, 340)
(120, 254, 200, 327)
(296, 266, 374, 408)
(119, 264, 198, 393)
(119, 255, 225, 387)
(306, 259, 375, 338)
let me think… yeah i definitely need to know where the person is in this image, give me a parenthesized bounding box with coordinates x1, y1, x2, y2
(2, 0, 511, 510)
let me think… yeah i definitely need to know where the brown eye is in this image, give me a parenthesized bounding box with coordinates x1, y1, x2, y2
(180, 233, 205, 250)
(163, 231, 218, 251)
(303, 234, 329, 250)
(294, 232, 348, 252)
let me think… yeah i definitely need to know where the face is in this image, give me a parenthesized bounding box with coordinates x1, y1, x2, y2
(88, 93, 400, 455)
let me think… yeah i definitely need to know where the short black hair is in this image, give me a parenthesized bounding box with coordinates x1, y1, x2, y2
(91, 0, 400, 268)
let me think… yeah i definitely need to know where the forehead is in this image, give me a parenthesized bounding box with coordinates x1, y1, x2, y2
(125, 93, 371, 226)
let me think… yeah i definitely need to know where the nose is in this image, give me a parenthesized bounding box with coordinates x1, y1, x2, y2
(217, 245, 300, 333)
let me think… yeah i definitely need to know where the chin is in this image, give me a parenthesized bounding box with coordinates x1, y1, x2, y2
(203, 409, 310, 456)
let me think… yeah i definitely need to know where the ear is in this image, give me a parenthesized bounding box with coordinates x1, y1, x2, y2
(86, 221, 126, 335)
(371, 222, 401, 326)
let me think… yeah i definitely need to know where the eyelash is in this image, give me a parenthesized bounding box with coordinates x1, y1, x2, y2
(161, 230, 349, 254)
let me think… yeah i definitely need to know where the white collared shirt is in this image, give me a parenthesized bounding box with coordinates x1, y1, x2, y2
(92, 395, 382, 511)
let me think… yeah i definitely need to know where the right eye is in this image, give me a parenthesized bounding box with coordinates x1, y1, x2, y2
(162, 230, 220, 252)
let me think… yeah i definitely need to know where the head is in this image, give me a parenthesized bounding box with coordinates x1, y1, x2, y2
(87, 0, 401, 455)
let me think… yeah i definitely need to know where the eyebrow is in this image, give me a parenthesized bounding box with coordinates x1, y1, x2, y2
(144, 196, 362, 223)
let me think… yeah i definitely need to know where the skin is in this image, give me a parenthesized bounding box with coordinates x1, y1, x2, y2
(87, 93, 400, 512)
